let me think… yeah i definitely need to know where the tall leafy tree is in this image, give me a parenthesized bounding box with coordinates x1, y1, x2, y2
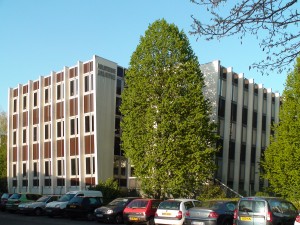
(120, 19, 218, 198)
(261, 56, 300, 200)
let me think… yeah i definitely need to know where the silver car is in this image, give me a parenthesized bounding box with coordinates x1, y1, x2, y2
(18, 195, 60, 216)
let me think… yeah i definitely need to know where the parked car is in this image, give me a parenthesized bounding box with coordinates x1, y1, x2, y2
(94, 197, 140, 223)
(65, 196, 103, 220)
(6, 193, 42, 213)
(234, 196, 298, 225)
(185, 200, 237, 225)
(0, 193, 12, 211)
(154, 199, 202, 225)
(123, 198, 162, 225)
(18, 195, 60, 216)
(45, 190, 103, 217)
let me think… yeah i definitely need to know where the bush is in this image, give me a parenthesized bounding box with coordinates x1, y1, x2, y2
(90, 178, 121, 204)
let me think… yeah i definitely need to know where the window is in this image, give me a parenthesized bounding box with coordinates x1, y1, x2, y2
(13, 131, 16, 145)
(45, 123, 51, 140)
(23, 163, 27, 177)
(45, 88, 51, 104)
(71, 158, 79, 176)
(33, 126, 38, 142)
(85, 115, 94, 133)
(116, 97, 121, 115)
(70, 117, 78, 135)
(57, 159, 64, 176)
(23, 95, 27, 110)
(86, 157, 95, 175)
(45, 161, 51, 176)
(33, 162, 38, 177)
(33, 92, 38, 107)
(70, 79, 78, 97)
(23, 129, 27, 144)
(13, 164, 17, 177)
(84, 74, 93, 92)
(57, 121, 64, 138)
(117, 79, 122, 95)
(13, 99, 17, 112)
(57, 84, 61, 100)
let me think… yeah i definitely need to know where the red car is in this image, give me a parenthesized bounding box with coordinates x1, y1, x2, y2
(123, 199, 162, 225)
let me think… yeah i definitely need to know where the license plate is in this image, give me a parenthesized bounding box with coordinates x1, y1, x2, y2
(46, 209, 52, 213)
(70, 205, 76, 208)
(129, 217, 139, 221)
(191, 222, 204, 225)
(96, 214, 103, 217)
(240, 217, 252, 221)
(162, 212, 171, 216)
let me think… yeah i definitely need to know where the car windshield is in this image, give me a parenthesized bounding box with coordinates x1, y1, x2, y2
(58, 194, 75, 202)
(158, 201, 181, 210)
(36, 196, 50, 202)
(127, 200, 148, 209)
(69, 197, 84, 204)
(202, 201, 223, 210)
(1, 193, 10, 199)
(10, 194, 21, 199)
(108, 198, 129, 207)
(239, 200, 265, 213)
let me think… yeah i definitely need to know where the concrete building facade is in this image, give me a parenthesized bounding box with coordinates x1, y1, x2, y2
(7, 55, 280, 195)
(7, 55, 126, 194)
(201, 61, 280, 195)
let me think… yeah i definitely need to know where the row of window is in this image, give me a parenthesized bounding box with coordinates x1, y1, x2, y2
(13, 157, 95, 178)
(13, 115, 94, 145)
(13, 75, 95, 112)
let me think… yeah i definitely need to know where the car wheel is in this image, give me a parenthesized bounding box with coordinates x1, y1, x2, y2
(222, 220, 231, 225)
(115, 214, 123, 224)
(34, 208, 42, 216)
(87, 212, 95, 221)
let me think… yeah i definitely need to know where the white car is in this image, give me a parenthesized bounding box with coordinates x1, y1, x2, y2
(154, 199, 202, 225)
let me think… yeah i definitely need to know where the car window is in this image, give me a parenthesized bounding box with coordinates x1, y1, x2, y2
(184, 201, 194, 210)
(158, 201, 181, 210)
(10, 193, 21, 199)
(239, 200, 265, 213)
(89, 198, 98, 205)
(127, 200, 148, 208)
(109, 198, 129, 207)
(226, 202, 236, 211)
(58, 194, 75, 202)
(193, 201, 202, 207)
(36, 196, 49, 202)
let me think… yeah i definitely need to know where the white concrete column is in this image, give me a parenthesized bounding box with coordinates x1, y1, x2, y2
(7, 88, 13, 193)
(38, 76, 44, 194)
(254, 84, 263, 192)
(233, 73, 244, 192)
(63, 67, 69, 194)
(27, 80, 33, 193)
(50, 72, 56, 194)
(244, 79, 254, 195)
(222, 67, 233, 185)
(265, 90, 273, 147)
(78, 62, 84, 191)
(17, 84, 22, 193)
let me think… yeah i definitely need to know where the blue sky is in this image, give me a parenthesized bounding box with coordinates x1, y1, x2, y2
(0, 0, 287, 112)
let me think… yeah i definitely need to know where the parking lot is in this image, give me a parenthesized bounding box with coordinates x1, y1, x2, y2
(0, 210, 112, 225)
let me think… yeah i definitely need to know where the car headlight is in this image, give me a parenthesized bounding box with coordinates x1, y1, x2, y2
(55, 204, 61, 208)
(107, 209, 114, 214)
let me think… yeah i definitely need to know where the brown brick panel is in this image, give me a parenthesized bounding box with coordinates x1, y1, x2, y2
(13, 115, 17, 129)
(70, 137, 79, 156)
(57, 140, 64, 157)
(56, 102, 64, 119)
(33, 108, 39, 124)
(44, 142, 51, 158)
(84, 94, 94, 113)
(44, 76, 51, 86)
(33, 144, 39, 160)
(69, 98, 78, 116)
(13, 147, 17, 162)
(22, 146, 28, 161)
(13, 88, 18, 97)
(44, 105, 51, 122)
(56, 72, 64, 82)
(85, 135, 94, 154)
(85, 177, 95, 186)
(33, 81, 39, 90)
(23, 85, 28, 94)
(23, 111, 28, 127)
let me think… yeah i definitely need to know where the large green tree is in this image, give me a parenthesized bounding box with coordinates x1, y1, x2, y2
(120, 19, 218, 198)
(261, 57, 300, 200)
